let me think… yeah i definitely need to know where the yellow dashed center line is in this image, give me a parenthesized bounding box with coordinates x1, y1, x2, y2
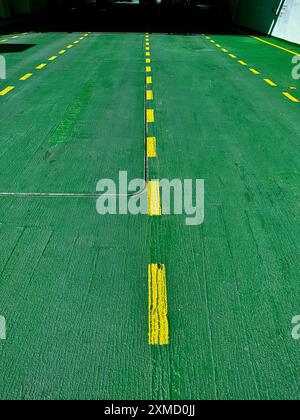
(146, 76, 152, 85)
(59, 50, 66, 54)
(147, 137, 157, 158)
(49, 56, 58, 61)
(148, 264, 169, 346)
(146, 109, 155, 123)
(283, 92, 300, 103)
(67, 45, 73, 49)
(146, 52, 151, 57)
(249, 68, 261, 75)
(0, 86, 15, 96)
(264, 78, 277, 87)
(229, 54, 237, 59)
(146, 66, 152, 73)
(148, 180, 161, 216)
(146, 90, 153, 100)
(19, 73, 33, 81)
(36, 63, 47, 70)
(238, 60, 248, 66)
(146, 58, 151, 64)
(222, 48, 228, 53)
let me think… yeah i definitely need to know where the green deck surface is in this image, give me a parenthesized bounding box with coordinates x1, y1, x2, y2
(0, 23, 300, 400)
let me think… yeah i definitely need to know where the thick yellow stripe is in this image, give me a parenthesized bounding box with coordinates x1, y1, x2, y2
(146, 76, 152, 85)
(19, 73, 33, 81)
(147, 137, 156, 158)
(264, 78, 277, 87)
(146, 90, 153, 100)
(36, 63, 47, 70)
(283, 92, 300, 103)
(148, 264, 169, 346)
(249, 68, 260, 75)
(148, 180, 161, 216)
(0, 86, 15, 96)
(252, 36, 299, 56)
(147, 109, 155, 123)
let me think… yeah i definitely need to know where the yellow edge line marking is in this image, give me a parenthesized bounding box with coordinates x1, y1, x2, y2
(146, 109, 155, 123)
(148, 264, 169, 346)
(36, 63, 47, 70)
(252, 36, 299, 56)
(19, 73, 33, 81)
(148, 181, 161, 216)
(0, 86, 15, 96)
(264, 78, 277, 87)
(146, 90, 153, 100)
(238, 60, 247, 66)
(283, 92, 300, 103)
(147, 137, 156, 158)
(249, 68, 260, 75)
(49, 56, 58, 61)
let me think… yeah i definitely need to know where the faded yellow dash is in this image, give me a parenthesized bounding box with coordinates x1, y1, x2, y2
(0, 39, 8, 43)
(146, 58, 151, 63)
(19, 73, 33, 81)
(148, 180, 161, 216)
(146, 90, 153, 100)
(251, 36, 299, 56)
(67, 45, 73, 49)
(11, 35, 18, 39)
(80, 36, 84, 40)
(146, 76, 152, 85)
(206, 36, 211, 40)
(229, 54, 237, 59)
(283, 92, 300, 103)
(147, 137, 157, 158)
(210, 40, 216, 43)
(238, 60, 247, 66)
(147, 109, 155, 123)
(264, 78, 277, 87)
(146, 47, 150, 51)
(73, 41, 79, 44)
(146, 52, 151, 57)
(215, 44, 221, 48)
(249, 68, 260, 75)
(0, 86, 15, 96)
(222, 48, 228, 52)
(36, 63, 47, 70)
(59, 50, 66, 54)
(49, 55, 58, 61)
(146, 66, 151, 73)
(290, 86, 297, 90)
(148, 264, 169, 346)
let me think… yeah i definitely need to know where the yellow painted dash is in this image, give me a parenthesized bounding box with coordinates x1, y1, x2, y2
(229, 54, 237, 59)
(222, 48, 228, 53)
(148, 180, 161, 216)
(146, 66, 152, 73)
(147, 137, 157, 158)
(283, 92, 300, 103)
(0, 86, 15, 96)
(147, 109, 155, 123)
(238, 60, 247, 66)
(146, 76, 152, 85)
(146, 58, 151, 64)
(146, 52, 151, 57)
(264, 78, 277, 87)
(148, 264, 169, 346)
(36, 63, 47, 70)
(59, 50, 66, 54)
(67, 45, 73, 49)
(49, 56, 58, 61)
(146, 90, 153, 100)
(249, 68, 261, 75)
(19, 73, 33, 81)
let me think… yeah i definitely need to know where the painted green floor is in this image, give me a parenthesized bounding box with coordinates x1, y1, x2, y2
(0, 22, 300, 400)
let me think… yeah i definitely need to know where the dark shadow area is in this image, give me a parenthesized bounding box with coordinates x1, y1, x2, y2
(0, 2, 259, 36)
(0, 44, 36, 54)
